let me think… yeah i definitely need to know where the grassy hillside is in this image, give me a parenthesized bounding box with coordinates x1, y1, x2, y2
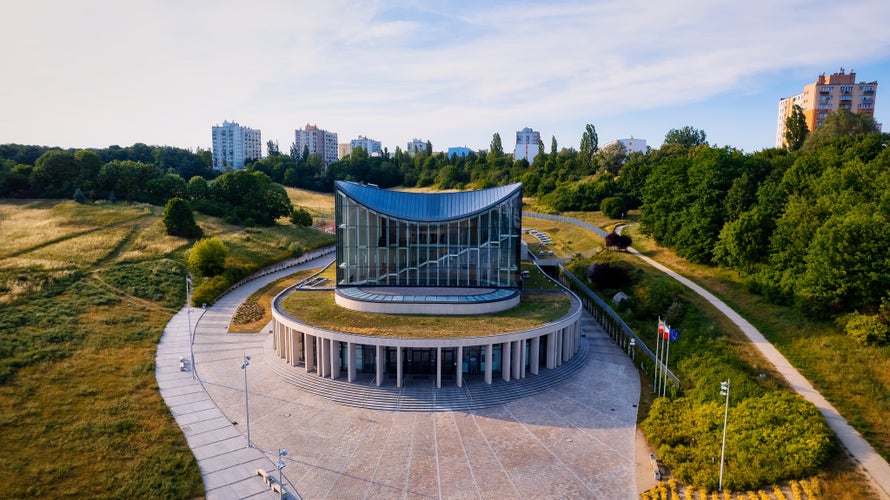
(0, 196, 333, 497)
(523, 214, 875, 497)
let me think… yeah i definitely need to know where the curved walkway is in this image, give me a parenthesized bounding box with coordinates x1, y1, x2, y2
(626, 245, 890, 498)
(157, 251, 642, 499)
(526, 213, 890, 498)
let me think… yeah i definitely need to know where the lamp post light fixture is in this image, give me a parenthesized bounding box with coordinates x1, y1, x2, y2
(278, 448, 288, 500)
(718, 379, 730, 492)
(241, 353, 251, 448)
(186, 276, 195, 380)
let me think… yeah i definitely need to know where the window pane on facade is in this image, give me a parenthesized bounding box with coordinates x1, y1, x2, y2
(335, 181, 522, 288)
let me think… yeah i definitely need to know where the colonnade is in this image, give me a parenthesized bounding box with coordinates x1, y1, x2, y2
(271, 314, 582, 389)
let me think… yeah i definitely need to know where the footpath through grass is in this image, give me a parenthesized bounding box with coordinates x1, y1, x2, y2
(624, 224, 890, 463)
(526, 207, 875, 496)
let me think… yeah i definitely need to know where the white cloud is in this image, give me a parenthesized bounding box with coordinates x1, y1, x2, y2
(1, 0, 889, 152)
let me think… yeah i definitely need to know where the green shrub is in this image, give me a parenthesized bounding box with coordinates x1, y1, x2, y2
(643, 392, 831, 491)
(163, 198, 202, 238)
(288, 243, 305, 258)
(190, 199, 229, 217)
(632, 278, 685, 320)
(290, 207, 313, 227)
(600, 196, 625, 219)
(844, 312, 889, 345)
(187, 238, 228, 277)
(191, 275, 232, 307)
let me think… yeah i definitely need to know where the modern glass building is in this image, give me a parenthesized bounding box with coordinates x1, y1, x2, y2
(334, 181, 523, 289)
(271, 181, 585, 391)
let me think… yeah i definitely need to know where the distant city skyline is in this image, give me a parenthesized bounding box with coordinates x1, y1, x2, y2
(2, 1, 890, 156)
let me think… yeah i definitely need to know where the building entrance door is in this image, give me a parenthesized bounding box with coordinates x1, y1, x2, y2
(404, 348, 435, 374)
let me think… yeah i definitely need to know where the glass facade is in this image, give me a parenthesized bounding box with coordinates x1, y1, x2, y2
(335, 181, 523, 288)
(333, 341, 551, 377)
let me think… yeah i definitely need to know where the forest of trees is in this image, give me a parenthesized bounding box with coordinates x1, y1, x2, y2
(2, 110, 887, 321)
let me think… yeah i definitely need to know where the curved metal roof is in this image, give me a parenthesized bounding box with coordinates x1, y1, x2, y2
(336, 181, 522, 222)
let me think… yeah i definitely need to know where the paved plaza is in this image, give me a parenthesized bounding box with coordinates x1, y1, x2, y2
(158, 256, 642, 499)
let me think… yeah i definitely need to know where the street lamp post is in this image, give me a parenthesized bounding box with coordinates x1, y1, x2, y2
(719, 379, 730, 491)
(241, 353, 251, 448)
(629, 338, 636, 361)
(278, 448, 288, 500)
(186, 276, 194, 380)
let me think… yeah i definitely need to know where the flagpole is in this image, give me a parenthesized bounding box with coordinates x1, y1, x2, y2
(653, 319, 660, 394)
(662, 327, 671, 398)
(654, 318, 663, 395)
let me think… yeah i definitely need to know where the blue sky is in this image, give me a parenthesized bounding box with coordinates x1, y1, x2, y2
(2, 0, 890, 156)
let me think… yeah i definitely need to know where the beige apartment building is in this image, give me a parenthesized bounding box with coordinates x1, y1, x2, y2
(776, 69, 878, 148)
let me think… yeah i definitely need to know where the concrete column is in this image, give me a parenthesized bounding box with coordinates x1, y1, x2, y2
(288, 329, 296, 366)
(347, 343, 356, 382)
(573, 323, 580, 355)
(305, 334, 316, 373)
(331, 340, 340, 380)
(456, 346, 463, 388)
(282, 327, 289, 364)
(294, 331, 303, 367)
(272, 320, 279, 351)
(511, 341, 521, 380)
(375, 345, 383, 387)
(436, 347, 442, 389)
(562, 327, 569, 362)
(546, 333, 556, 369)
(484, 344, 493, 384)
(396, 346, 403, 388)
(519, 340, 528, 378)
(502, 341, 511, 382)
(318, 338, 328, 377)
(530, 337, 540, 375)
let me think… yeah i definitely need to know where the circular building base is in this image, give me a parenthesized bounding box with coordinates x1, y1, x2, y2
(334, 286, 521, 315)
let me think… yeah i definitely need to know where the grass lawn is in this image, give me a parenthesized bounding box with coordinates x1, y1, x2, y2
(229, 269, 318, 332)
(285, 186, 334, 220)
(522, 217, 605, 258)
(280, 290, 571, 339)
(0, 199, 335, 497)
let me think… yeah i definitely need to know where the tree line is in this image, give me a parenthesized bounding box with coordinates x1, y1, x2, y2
(0, 143, 291, 227)
(2, 111, 887, 326)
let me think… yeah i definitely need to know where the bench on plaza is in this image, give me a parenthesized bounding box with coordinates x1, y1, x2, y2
(271, 482, 287, 498)
(256, 468, 272, 486)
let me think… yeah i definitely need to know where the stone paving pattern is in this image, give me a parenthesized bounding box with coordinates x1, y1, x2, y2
(159, 256, 641, 499)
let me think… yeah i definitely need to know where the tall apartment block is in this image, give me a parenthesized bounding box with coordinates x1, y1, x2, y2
(211, 120, 262, 170)
(606, 137, 648, 154)
(406, 138, 429, 155)
(295, 124, 339, 166)
(513, 127, 541, 163)
(350, 135, 383, 156)
(338, 143, 352, 160)
(776, 69, 878, 148)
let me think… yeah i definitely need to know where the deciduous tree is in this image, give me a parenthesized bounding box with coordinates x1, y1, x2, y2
(663, 126, 707, 148)
(163, 197, 202, 238)
(188, 237, 228, 277)
(784, 104, 809, 151)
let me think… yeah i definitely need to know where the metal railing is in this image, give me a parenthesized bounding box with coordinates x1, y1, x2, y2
(523, 211, 679, 390)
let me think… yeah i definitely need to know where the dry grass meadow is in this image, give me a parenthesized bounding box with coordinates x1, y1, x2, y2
(0, 198, 334, 497)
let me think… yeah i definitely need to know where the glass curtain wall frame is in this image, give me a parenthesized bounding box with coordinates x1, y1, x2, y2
(335, 188, 522, 288)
